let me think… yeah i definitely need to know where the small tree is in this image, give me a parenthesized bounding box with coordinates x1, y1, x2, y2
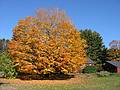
(8, 8, 87, 75)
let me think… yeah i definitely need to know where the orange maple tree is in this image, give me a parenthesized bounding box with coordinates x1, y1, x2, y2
(8, 9, 87, 75)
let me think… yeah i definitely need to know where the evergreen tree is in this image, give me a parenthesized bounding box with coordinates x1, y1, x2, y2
(80, 29, 107, 64)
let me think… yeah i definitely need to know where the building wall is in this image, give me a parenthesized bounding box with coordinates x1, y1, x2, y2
(104, 62, 117, 73)
(117, 67, 120, 73)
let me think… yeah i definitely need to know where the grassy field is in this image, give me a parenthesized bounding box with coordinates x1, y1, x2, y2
(0, 74, 120, 90)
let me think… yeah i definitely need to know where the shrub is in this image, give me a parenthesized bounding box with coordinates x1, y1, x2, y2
(96, 71, 111, 77)
(8, 8, 87, 75)
(95, 64, 104, 72)
(0, 53, 17, 78)
(83, 66, 97, 73)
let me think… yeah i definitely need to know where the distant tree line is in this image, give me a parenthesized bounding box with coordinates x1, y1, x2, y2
(0, 39, 9, 53)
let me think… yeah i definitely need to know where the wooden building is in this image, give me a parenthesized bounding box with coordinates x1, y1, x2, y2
(104, 61, 120, 73)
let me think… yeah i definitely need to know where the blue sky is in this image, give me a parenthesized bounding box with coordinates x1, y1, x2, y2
(0, 0, 120, 47)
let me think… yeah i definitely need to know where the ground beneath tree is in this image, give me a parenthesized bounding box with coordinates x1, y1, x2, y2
(0, 74, 88, 90)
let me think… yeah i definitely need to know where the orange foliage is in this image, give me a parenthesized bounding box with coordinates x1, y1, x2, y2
(8, 9, 87, 74)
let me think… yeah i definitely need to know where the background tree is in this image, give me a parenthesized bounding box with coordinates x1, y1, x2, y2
(8, 8, 87, 75)
(109, 40, 120, 49)
(0, 39, 9, 53)
(107, 40, 120, 61)
(80, 29, 107, 64)
(107, 49, 120, 61)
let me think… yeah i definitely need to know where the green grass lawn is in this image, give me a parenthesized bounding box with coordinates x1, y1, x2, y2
(18, 74, 120, 90)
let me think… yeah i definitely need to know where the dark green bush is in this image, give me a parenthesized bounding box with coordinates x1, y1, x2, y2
(83, 66, 97, 73)
(0, 53, 17, 78)
(96, 71, 111, 77)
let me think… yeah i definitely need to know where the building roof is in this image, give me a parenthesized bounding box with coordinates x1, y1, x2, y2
(88, 58, 94, 64)
(106, 61, 120, 67)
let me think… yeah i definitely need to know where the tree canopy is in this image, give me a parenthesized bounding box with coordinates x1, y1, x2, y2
(107, 40, 120, 61)
(80, 29, 106, 64)
(8, 9, 87, 75)
(109, 40, 120, 49)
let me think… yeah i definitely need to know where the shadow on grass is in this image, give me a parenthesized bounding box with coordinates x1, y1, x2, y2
(17, 73, 74, 80)
(0, 82, 9, 86)
(0, 83, 4, 86)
